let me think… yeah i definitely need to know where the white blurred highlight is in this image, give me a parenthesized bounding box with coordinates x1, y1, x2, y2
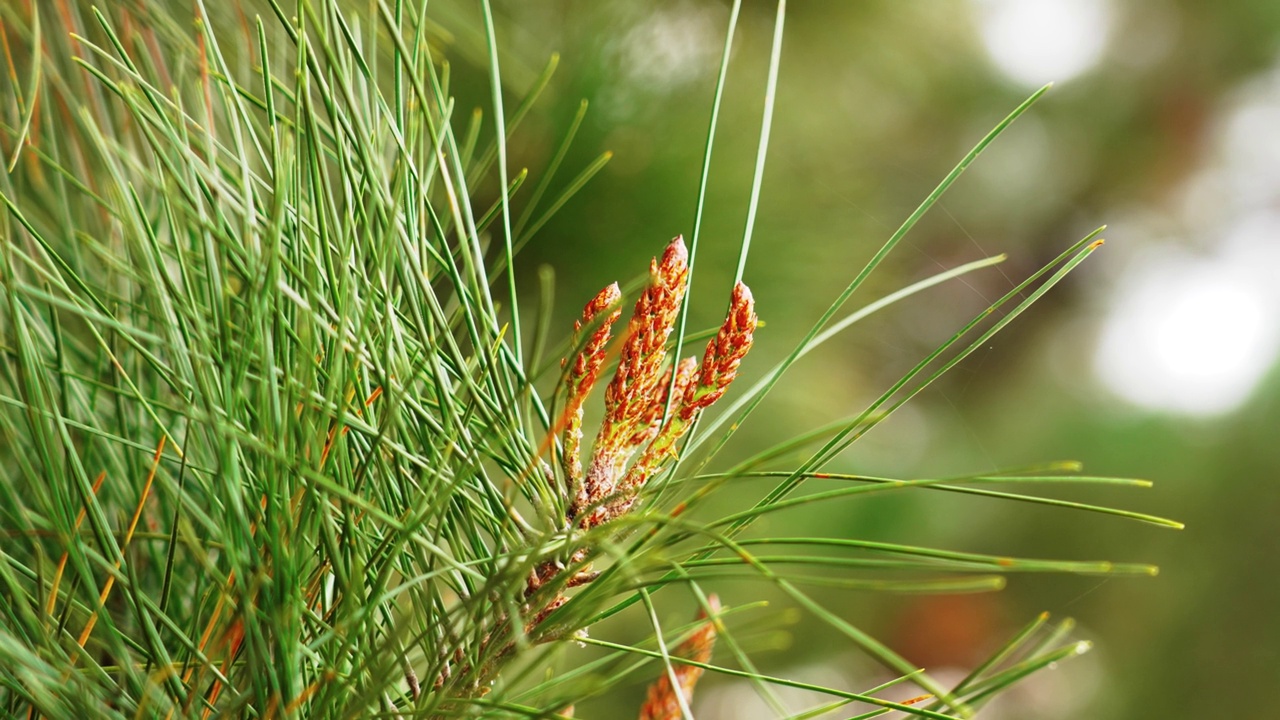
(973, 0, 1113, 86)
(1094, 239, 1280, 416)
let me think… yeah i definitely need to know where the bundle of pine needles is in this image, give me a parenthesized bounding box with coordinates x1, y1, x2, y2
(0, 1, 1178, 718)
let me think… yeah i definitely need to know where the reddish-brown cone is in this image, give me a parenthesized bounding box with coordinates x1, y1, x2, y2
(638, 596, 721, 720)
(685, 282, 756, 415)
(561, 283, 622, 484)
(599, 237, 688, 447)
(576, 237, 689, 522)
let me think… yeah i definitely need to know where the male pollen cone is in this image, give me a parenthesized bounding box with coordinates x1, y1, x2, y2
(684, 282, 756, 417)
(561, 283, 622, 483)
(637, 595, 721, 720)
(601, 236, 689, 445)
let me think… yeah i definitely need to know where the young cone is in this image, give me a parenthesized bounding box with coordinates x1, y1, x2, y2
(601, 237, 690, 442)
(638, 596, 722, 720)
(686, 282, 757, 413)
(562, 283, 623, 485)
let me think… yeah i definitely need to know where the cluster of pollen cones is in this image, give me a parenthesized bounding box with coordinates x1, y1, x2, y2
(533, 236, 750, 717)
(559, 235, 756, 530)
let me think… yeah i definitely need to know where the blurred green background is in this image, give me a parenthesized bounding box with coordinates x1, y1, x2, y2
(449, 0, 1280, 717)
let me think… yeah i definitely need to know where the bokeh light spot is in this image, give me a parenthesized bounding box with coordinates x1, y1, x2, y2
(1094, 247, 1280, 416)
(973, 0, 1113, 87)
